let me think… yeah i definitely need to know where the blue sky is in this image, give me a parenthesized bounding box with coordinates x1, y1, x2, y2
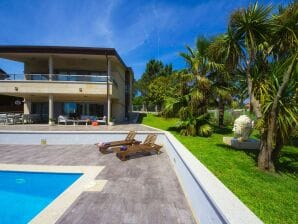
(0, 0, 291, 79)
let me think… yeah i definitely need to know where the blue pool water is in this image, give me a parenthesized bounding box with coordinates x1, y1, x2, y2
(0, 170, 82, 224)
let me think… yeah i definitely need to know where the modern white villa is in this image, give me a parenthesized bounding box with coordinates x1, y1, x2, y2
(0, 46, 133, 124)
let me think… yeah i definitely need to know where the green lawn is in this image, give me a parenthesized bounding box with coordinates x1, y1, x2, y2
(141, 113, 298, 224)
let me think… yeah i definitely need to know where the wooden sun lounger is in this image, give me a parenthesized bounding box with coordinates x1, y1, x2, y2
(97, 131, 137, 154)
(115, 134, 162, 161)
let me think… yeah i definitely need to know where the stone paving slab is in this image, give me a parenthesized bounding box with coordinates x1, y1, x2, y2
(0, 144, 195, 224)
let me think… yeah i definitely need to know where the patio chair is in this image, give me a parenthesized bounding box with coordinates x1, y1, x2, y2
(115, 134, 162, 161)
(14, 114, 23, 124)
(0, 114, 7, 125)
(97, 131, 137, 154)
(57, 115, 75, 125)
(96, 116, 107, 124)
(6, 114, 15, 125)
(23, 114, 32, 124)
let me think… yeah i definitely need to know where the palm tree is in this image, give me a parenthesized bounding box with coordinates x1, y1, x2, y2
(162, 37, 218, 136)
(180, 36, 212, 77)
(207, 32, 242, 127)
(229, 2, 297, 171)
(162, 70, 191, 118)
(229, 2, 273, 119)
(180, 37, 215, 136)
(261, 62, 298, 164)
(180, 36, 223, 116)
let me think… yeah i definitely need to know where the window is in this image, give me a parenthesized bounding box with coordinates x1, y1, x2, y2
(62, 103, 104, 117)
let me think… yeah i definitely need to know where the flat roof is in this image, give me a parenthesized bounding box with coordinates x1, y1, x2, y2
(0, 45, 132, 72)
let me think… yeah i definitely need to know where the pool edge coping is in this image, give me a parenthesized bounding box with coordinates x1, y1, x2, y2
(0, 164, 106, 224)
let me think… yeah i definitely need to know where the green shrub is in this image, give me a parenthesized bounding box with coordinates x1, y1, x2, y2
(198, 124, 213, 137)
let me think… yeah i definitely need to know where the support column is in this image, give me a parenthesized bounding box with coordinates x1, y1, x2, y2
(49, 95, 54, 125)
(107, 58, 111, 125)
(48, 56, 53, 81)
(23, 98, 31, 115)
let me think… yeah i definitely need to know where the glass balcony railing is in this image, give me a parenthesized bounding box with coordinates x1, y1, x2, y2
(0, 74, 118, 87)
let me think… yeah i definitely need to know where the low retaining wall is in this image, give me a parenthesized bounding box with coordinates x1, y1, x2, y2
(0, 131, 161, 145)
(162, 132, 262, 224)
(0, 130, 262, 224)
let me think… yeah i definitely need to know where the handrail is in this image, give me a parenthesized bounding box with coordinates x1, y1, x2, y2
(0, 74, 117, 86)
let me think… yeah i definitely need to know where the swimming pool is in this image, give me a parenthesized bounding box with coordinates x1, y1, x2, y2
(0, 170, 82, 224)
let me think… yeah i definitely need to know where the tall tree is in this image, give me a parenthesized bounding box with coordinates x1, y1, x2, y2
(163, 37, 222, 136)
(207, 32, 242, 127)
(135, 59, 173, 108)
(147, 76, 170, 110)
(229, 2, 298, 171)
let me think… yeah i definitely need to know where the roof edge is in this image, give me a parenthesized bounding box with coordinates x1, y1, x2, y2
(0, 45, 132, 72)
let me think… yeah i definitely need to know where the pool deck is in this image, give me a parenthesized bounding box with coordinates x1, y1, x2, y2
(0, 144, 195, 224)
(0, 123, 156, 132)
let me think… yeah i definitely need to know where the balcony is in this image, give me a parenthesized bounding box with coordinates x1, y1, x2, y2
(1, 73, 117, 84)
(0, 74, 118, 98)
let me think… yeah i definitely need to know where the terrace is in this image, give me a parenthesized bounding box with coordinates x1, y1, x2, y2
(0, 127, 263, 223)
(0, 144, 195, 223)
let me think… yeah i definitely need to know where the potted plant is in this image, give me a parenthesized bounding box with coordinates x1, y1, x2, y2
(49, 118, 55, 126)
(86, 118, 91, 126)
(108, 117, 115, 126)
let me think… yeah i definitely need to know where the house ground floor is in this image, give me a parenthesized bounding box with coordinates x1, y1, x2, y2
(1, 94, 127, 124)
(0, 95, 23, 113)
(25, 95, 126, 124)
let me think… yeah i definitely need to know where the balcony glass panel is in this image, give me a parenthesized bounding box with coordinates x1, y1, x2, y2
(0, 73, 116, 85)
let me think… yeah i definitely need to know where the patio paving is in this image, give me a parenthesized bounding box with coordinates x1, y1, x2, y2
(0, 123, 156, 132)
(0, 144, 195, 224)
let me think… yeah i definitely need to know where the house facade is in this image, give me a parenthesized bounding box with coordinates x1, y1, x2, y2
(0, 46, 133, 124)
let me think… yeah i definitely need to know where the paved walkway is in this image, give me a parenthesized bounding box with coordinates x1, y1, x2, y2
(0, 123, 157, 132)
(0, 144, 195, 224)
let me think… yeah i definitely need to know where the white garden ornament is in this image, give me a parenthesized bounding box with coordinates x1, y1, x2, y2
(232, 115, 254, 142)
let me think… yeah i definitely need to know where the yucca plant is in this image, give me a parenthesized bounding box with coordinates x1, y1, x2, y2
(256, 57, 298, 168)
(227, 1, 298, 171)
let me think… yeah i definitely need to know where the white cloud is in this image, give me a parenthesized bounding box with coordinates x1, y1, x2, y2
(93, 0, 122, 46)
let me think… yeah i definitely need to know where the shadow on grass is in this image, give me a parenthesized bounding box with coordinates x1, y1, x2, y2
(216, 143, 259, 161)
(216, 143, 298, 174)
(212, 126, 233, 135)
(167, 126, 179, 132)
(276, 150, 298, 174)
(136, 113, 147, 124)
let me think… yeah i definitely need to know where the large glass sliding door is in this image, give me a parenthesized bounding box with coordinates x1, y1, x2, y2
(31, 102, 49, 122)
(63, 102, 104, 118)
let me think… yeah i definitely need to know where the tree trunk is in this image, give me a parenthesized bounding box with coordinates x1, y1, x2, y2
(246, 73, 262, 119)
(258, 116, 276, 171)
(257, 56, 295, 171)
(258, 139, 275, 171)
(245, 57, 262, 119)
(272, 132, 283, 167)
(218, 98, 225, 128)
(246, 63, 273, 170)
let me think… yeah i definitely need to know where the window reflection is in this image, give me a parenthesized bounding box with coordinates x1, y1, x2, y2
(63, 102, 104, 118)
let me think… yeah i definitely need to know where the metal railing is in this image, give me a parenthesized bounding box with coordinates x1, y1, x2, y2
(0, 74, 118, 86)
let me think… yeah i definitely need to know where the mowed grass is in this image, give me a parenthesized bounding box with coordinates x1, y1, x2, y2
(141, 113, 298, 224)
